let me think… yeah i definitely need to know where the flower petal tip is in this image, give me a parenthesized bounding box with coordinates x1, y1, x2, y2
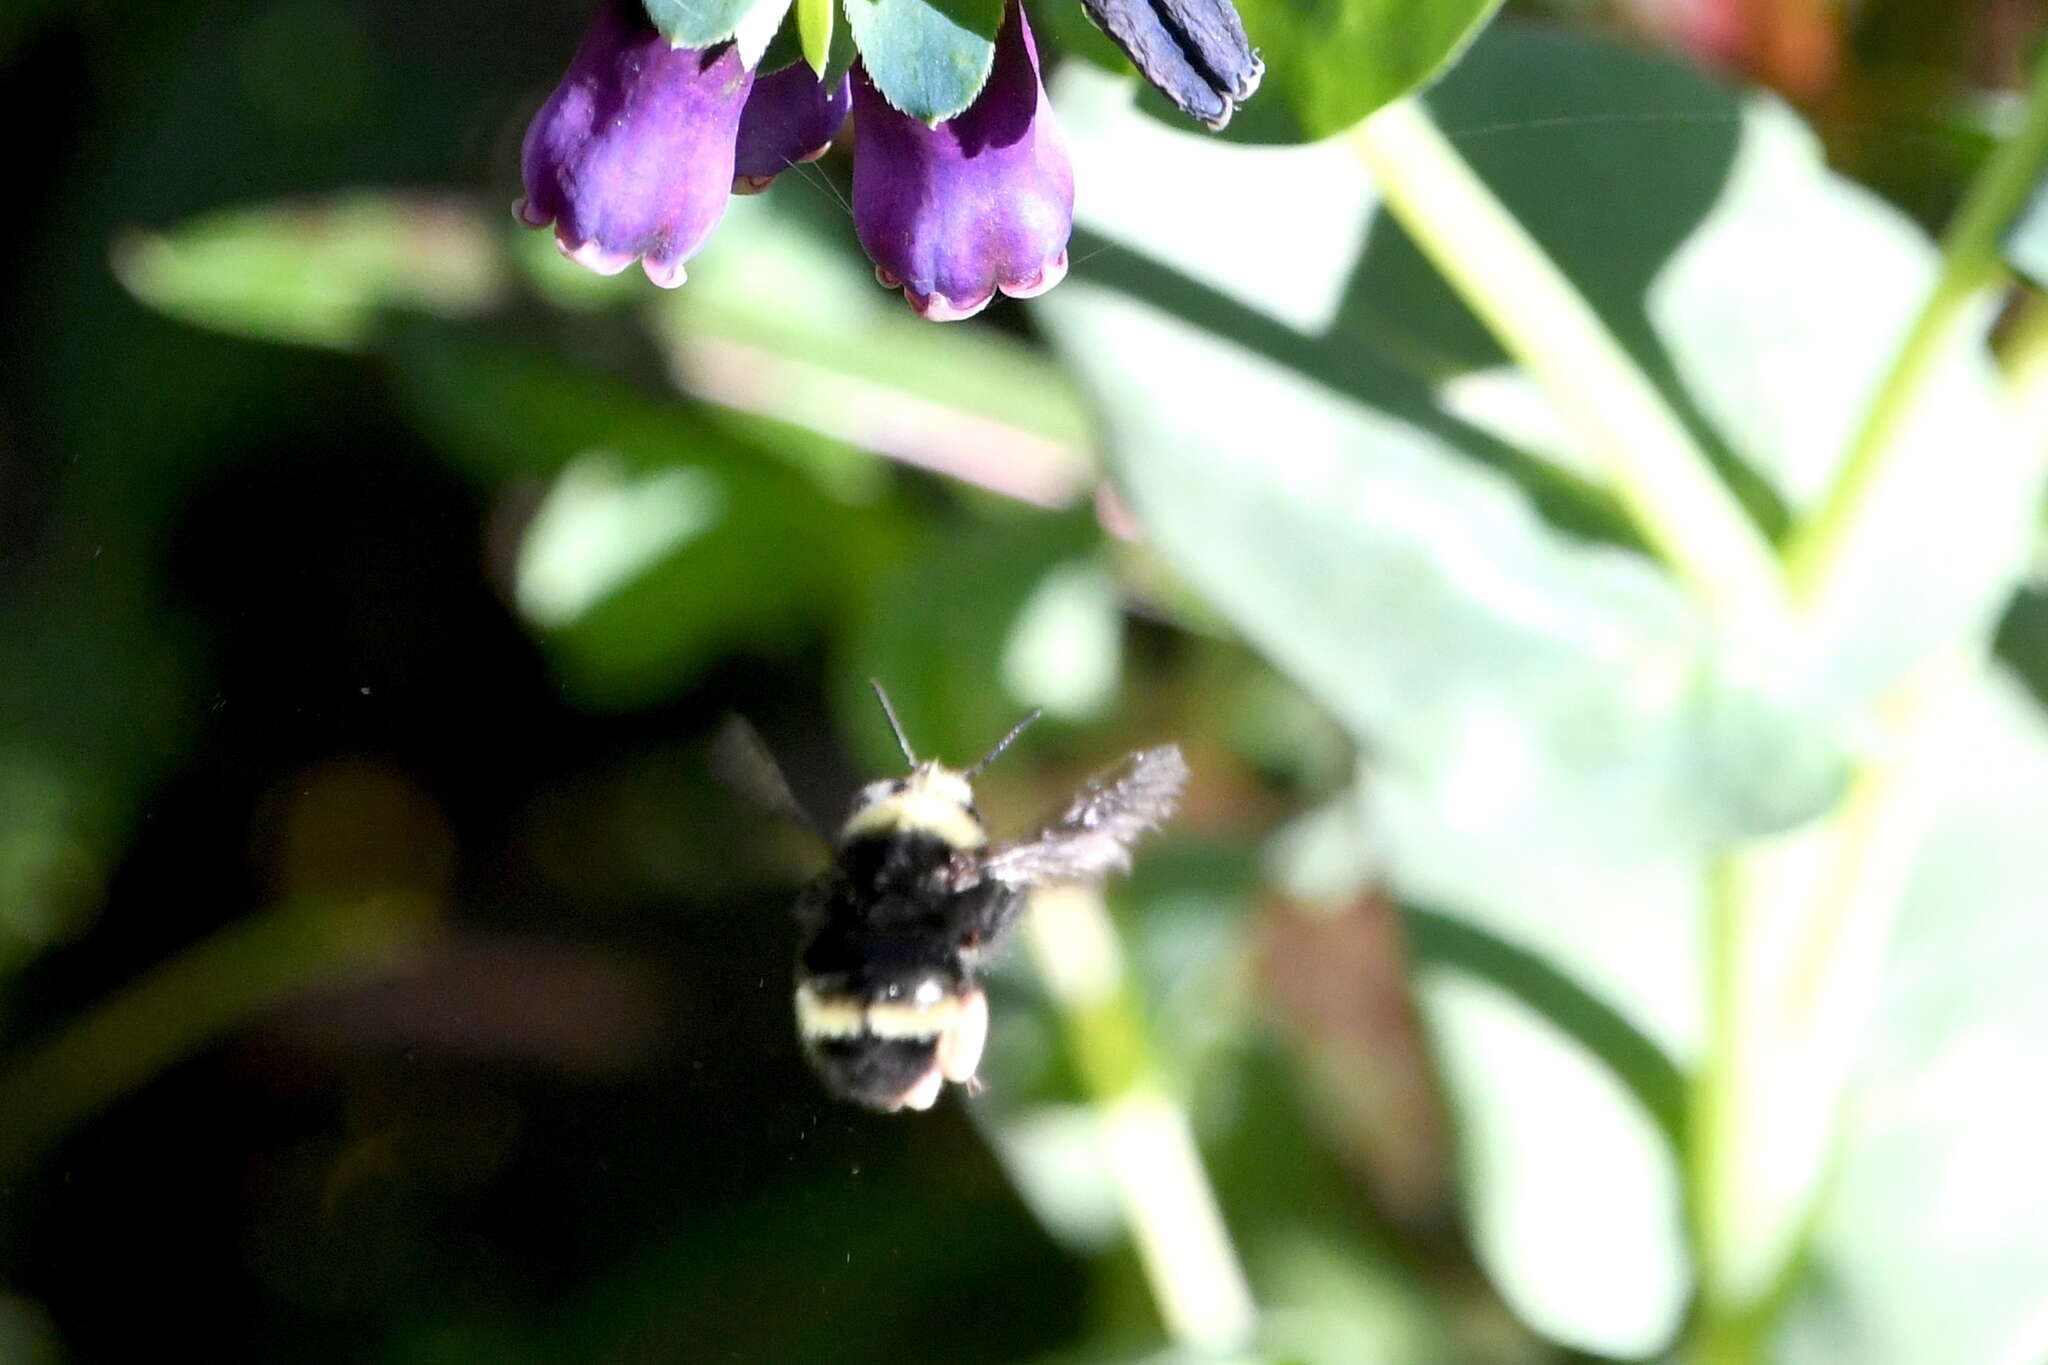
(732, 174, 777, 195)
(561, 235, 637, 277)
(907, 287, 995, 322)
(999, 249, 1068, 301)
(874, 265, 902, 289)
(641, 256, 688, 288)
(513, 197, 552, 227)
(1234, 53, 1266, 101)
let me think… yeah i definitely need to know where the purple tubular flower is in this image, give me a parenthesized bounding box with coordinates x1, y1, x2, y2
(516, 0, 754, 288)
(851, 1, 1074, 322)
(733, 66, 853, 195)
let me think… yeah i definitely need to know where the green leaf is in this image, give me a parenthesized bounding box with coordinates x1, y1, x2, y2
(1037, 242, 1731, 1357)
(644, 0, 759, 49)
(1400, 906, 1694, 1355)
(1041, 22, 2042, 1360)
(758, 0, 857, 79)
(1203, 0, 1504, 143)
(112, 192, 505, 351)
(1038, 270, 1840, 852)
(1635, 102, 2036, 699)
(843, 0, 1002, 124)
(733, 0, 794, 68)
(1417, 970, 1690, 1355)
(1777, 673, 2048, 1365)
(1053, 16, 2036, 773)
(1388, 27, 2035, 699)
(842, 509, 1104, 771)
(1000, 561, 1122, 722)
(799, 0, 834, 75)
(648, 195, 1095, 500)
(387, 329, 883, 709)
(1402, 908, 1686, 1147)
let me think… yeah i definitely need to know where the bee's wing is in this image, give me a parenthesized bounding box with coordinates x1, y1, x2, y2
(712, 714, 829, 850)
(980, 745, 1190, 892)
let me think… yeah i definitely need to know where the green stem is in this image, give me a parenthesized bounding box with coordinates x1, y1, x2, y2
(1783, 655, 1972, 1017)
(1998, 291, 2048, 459)
(1687, 648, 1978, 1363)
(2003, 297, 2048, 537)
(1692, 1309, 1766, 1365)
(1348, 99, 1786, 633)
(1785, 46, 2048, 597)
(1682, 56, 2048, 1356)
(1689, 854, 1748, 1330)
(2001, 287, 2048, 387)
(0, 895, 434, 1180)
(1022, 884, 1257, 1353)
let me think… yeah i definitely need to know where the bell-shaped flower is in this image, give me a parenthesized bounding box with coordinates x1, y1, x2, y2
(733, 66, 853, 195)
(516, 0, 754, 287)
(851, 1, 1073, 321)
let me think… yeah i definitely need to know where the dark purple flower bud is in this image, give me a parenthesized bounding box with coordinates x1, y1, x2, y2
(1079, 0, 1260, 129)
(851, 2, 1073, 322)
(733, 65, 853, 195)
(516, 0, 754, 288)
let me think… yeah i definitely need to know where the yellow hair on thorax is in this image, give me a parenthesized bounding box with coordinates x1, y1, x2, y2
(838, 766, 987, 850)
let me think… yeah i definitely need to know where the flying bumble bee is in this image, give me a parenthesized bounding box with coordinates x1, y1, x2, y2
(745, 682, 1189, 1113)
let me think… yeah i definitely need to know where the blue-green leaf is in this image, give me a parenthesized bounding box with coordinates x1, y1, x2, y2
(732, 0, 793, 67)
(1193, 0, 1504, 143)
(843, 0, 1002, 124)
(644, 0, 760, 50)
(1779, 673, 2048, 1365)
(1033, 21, 2032, 1355)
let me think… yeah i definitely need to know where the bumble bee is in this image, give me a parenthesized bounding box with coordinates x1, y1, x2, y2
(766, 683, 1188, 1113)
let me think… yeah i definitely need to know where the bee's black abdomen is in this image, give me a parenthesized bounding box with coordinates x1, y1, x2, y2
(809, 1036, 942, 1111)
(800, 922, 963, 987)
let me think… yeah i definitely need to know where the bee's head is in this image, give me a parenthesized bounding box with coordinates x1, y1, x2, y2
(838, 682, 1041, 852)
(839, 763, 985, 850)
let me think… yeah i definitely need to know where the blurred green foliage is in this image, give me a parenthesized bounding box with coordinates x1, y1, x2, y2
(5, 1, 2048, 1364)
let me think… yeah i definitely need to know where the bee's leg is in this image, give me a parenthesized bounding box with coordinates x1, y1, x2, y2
(947, 882, 1028, 952)
(936, 989, 989, 1085)
(895, 1066, 946, 1112)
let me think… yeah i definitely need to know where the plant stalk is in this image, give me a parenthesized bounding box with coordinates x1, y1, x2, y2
(0, 895, 434, 1180)
(1687, 649, 1976, 1363)
(1348, 98, 1787, 634)
(1023, 883, 1258, 1353)
(1786, 44, 2048, 598)
(1684, 49, 2048, 1356)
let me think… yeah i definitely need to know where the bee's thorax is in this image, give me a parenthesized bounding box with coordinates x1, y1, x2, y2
(837, 762, 987, 850)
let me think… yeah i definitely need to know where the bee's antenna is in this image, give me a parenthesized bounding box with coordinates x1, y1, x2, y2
(868, 679, 918, 766)
(966, 708, 1043, 779)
